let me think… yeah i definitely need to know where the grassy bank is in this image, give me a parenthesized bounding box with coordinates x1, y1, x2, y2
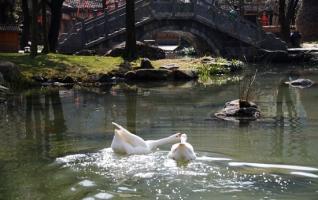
(0, 53, 243, 86)
(0, 53, 124, 80)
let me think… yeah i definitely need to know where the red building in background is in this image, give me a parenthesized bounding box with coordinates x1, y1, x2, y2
(0, 25, 20, 52)
(60, 0, 125, 33)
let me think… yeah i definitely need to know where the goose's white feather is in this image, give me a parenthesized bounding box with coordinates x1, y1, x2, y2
(168, 134, 196, 161)
(111, 122, 182, 155)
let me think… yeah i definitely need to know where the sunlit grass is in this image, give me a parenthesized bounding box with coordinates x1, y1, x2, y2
(0, 53, 124, 80)
(0, 53, 244, 86)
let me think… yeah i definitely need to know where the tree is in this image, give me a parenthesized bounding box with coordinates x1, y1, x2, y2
(41, 0, 49, 54)
(0, 0, 16, 24)
(48, 0, 64, 52)
(20, 0, 30, 49)
(125, 0, 137, 60)
(296, 0, 318, 41)
(30, 0, 39, 57)
(278, 0, 300, 42)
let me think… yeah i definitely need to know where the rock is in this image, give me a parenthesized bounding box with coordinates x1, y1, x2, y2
(172, 69, 198, 81)
(48, 77, 63, 83)
(98, 74, 112, 83)
(75, 49, 96, 56)
(139, 58, 154, 69)
(62, 76, 75, 84)
(285, 78, 314, 88)
(85, 74, 99, 83)
(0, 72, 4, 85)
(160, 64, 179, 70)
(119, 61, 132, 72)
(0, 61, 22, 83)
(200, 57, 214, 64)
(125, 69, 173, 81)
(32, 75, 47, 83)
(106, 41, 166, 60)
(215, 99, 261, 122)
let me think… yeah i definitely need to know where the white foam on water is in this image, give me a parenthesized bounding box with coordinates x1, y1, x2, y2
(197, 156, 232, 161)
(290, 171, 318, 178)
(94, 192, 114, 199)
(78, 180, 96, 187)
(229, 162, 318, 171)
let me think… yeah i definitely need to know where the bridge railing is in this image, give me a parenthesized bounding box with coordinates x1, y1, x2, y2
(150, 0, 194, 18)
(59, 0, 285, 54)
(59, 0, 148, 52)
(194, 0, 265, 45)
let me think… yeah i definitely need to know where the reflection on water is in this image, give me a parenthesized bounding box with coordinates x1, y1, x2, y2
(1, 68, 318, 199)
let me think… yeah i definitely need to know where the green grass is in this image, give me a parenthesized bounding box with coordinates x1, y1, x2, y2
(0, 53, 124, 80)
(0, 53, 244, 87)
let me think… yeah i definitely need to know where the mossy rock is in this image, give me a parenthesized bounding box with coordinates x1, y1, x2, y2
(215, 99, 261, 122)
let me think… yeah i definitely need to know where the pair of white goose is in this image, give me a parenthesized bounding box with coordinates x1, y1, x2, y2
(111, 122, 196, 162)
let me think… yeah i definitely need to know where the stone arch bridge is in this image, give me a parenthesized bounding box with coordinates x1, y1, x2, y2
(58, 0, 287, 59)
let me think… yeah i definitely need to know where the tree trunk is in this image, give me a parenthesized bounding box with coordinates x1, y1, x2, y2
(279, 0, 299, 43)
(20, 0, 30, 49)
(125, 0, 137, 60)
(42, 0, 49, 54)
(30, 0, 38, 58)
(296, 0, 318, 41)
(48, 0, 64, 52)
(238, 0, 244, 16)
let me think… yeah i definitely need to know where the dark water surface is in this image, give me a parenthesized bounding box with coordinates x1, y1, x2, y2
(1, 66, 318, 200)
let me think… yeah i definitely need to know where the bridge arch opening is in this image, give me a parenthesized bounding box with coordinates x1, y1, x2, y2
(141, 31, 206, 56)
(138, 24, 223, 57)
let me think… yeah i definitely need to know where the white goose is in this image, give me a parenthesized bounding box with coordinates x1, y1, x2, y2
(168, 134, 196, 162)
(111, 122, 182, 155)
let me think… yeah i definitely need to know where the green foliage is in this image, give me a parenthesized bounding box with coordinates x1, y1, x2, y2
(197, 57, 244, 85)
(197, 58, 243, 76)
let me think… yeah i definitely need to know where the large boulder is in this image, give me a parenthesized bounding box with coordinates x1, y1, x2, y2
(125, 69, 173, 81)
(74, 49, 96, 56)
(0, 61, 22, 83)
(172, 69, 198, 81)
(138, 58, 154, 69)
(106, 41, 166, 60)
(215, 99, 261, 122)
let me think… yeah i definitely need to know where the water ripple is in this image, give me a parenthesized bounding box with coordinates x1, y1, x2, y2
(56, 149, 318, 199)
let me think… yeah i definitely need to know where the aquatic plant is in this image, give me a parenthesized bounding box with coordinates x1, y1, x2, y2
(238, 70, 257, 103)
(197, 57, 244, 84)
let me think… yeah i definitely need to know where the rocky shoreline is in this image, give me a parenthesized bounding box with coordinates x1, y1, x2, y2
(1, 48, 317, 93)
(0, 56, 244, 91)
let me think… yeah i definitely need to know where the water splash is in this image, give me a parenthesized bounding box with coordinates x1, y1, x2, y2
(56, 149, 318, 199)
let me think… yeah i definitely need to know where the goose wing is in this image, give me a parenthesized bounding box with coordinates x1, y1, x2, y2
(112, 122, 148, 148)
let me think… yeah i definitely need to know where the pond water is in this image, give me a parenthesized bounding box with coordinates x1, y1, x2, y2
(1, 65, 318, 200)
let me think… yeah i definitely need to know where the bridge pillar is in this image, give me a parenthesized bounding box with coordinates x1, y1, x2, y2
(80, 21, 87, 49)
(104, 10, 109, 38)
(172, 0, 176, 17)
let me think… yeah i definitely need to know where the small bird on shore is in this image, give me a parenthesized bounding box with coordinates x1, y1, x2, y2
(168, 133, 196, 162)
